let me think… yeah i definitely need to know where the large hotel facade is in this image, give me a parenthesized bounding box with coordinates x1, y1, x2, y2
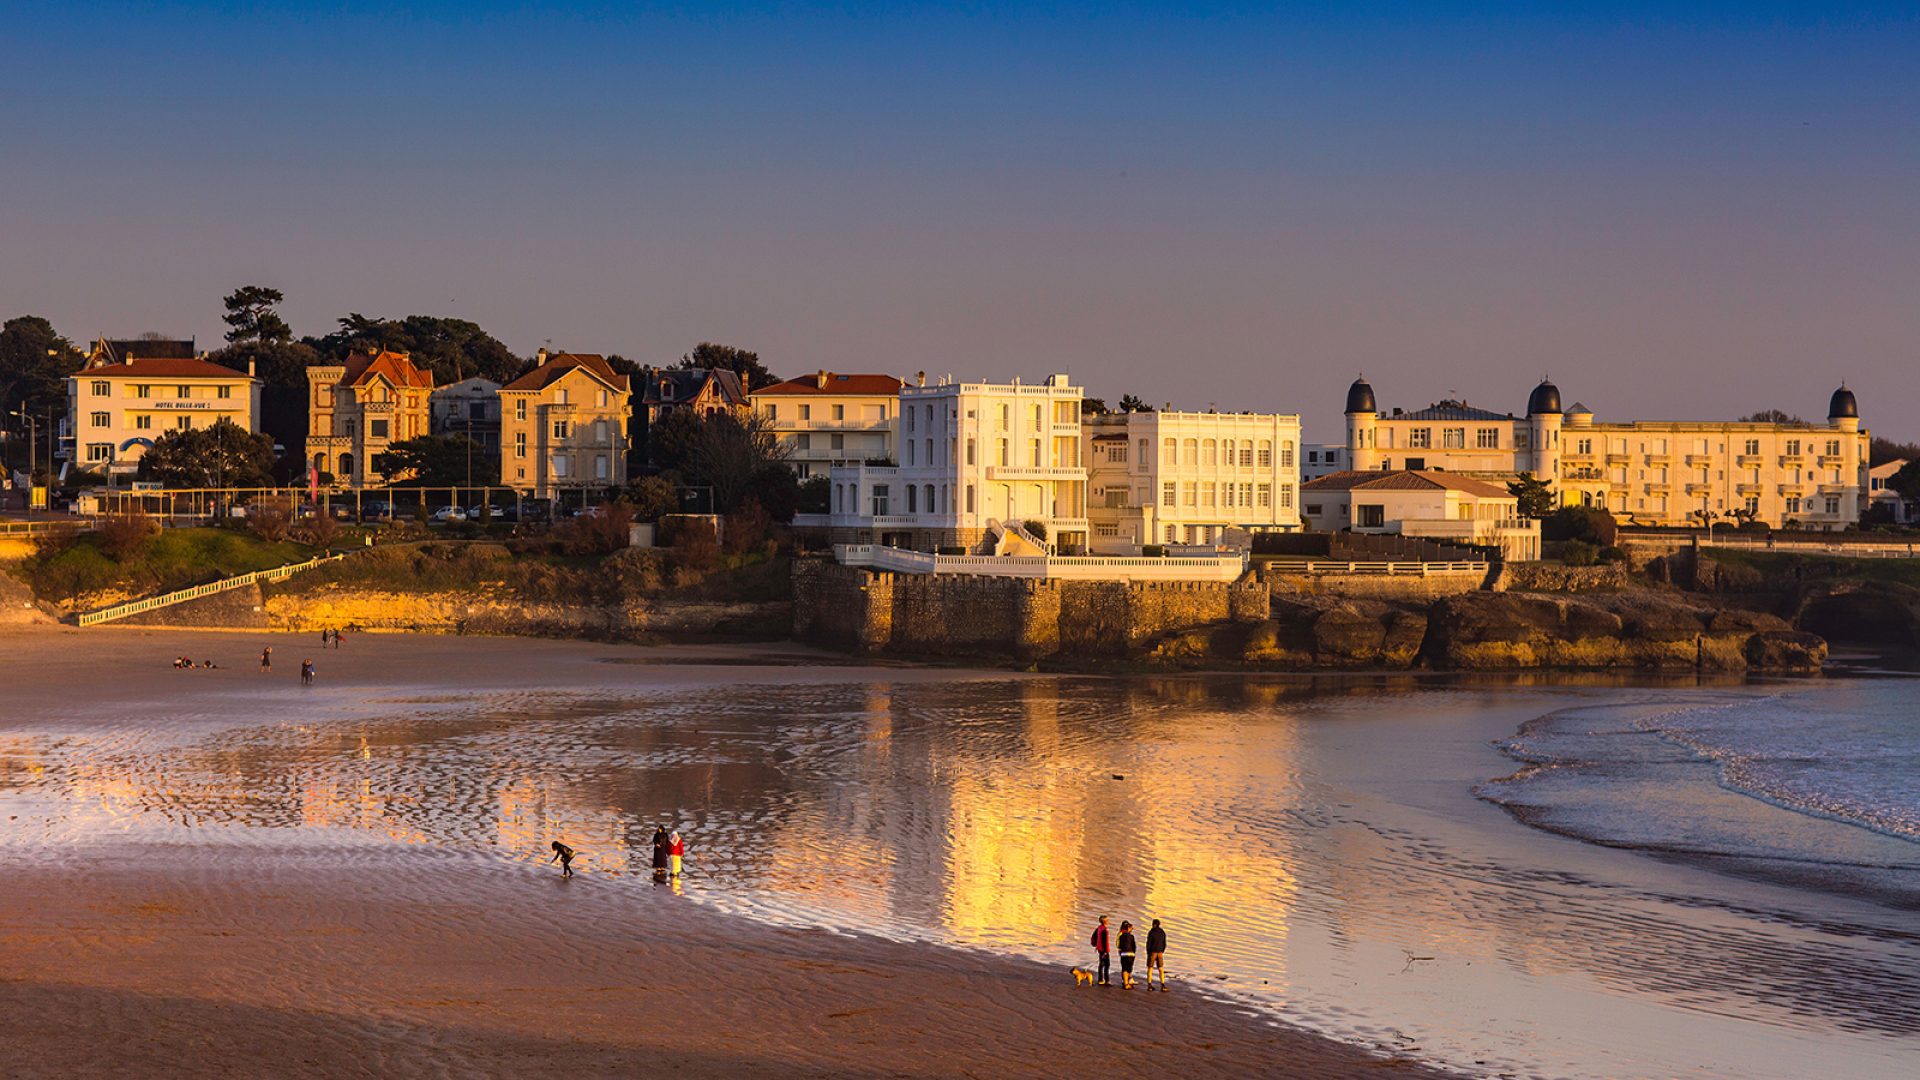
(1341, 377, 1870, 529)
(69, 339, 260, 478)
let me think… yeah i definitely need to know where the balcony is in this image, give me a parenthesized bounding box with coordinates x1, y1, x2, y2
(1817, 455, 1844, 467)
(1736, 483, 1763, 496)
(985, 465, 1084, 481)
(1645, 453, 1671, 465)
(1685, 454, 1715, 467)
(1685, 483, 1712, 496)
(1778, 454, 1804, 466)
(1606, 453, 1630, 465)
(1736, 454, 1763, 467)
(776, 418, 892, 432)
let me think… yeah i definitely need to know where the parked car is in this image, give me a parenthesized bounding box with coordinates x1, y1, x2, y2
(358, 501, 392, 523)
(431, 505, 468, 523)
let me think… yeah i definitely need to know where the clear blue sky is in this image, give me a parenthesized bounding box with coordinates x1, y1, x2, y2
(4, 2, 1916, 439)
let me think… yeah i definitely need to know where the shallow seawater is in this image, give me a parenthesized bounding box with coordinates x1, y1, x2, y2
(3, 667, 1918, 1079)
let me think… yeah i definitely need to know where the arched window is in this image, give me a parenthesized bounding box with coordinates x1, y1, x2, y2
(1258, 440, 1272, 468)
(1203, 439, 1217, 466)
(1183, 439, 1198, 466)
(924, 485, 935, 515)
(1163, 438, 1176, 465)
(1282, 440, 1294, 468)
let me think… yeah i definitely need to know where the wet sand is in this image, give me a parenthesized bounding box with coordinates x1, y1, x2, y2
(0, 627, 1438, 1079)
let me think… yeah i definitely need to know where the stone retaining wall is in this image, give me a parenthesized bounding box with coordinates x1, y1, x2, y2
(1262, 569, 1488, 601)
(1488, 562, 1630, 593)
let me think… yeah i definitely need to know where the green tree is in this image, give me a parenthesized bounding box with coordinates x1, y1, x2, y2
(624, 474, 680, 521)
(221, 285, 292, 345)
(372, 435, 497, 487)
(1739, 409, 1805, 424)
(0, 315, 86, 434)
(307, 314, 524, 384)
(797, 475, 830, 515)
(1117, 394, 1154, 413)
(1507, 473, 1556, 519)
(1081, 397, 1110, 415)
(1888, 459, 1920, 502)
(137, 419, 276, 488)
(678, 342, 777, 391)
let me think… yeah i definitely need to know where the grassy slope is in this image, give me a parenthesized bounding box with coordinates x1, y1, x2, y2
(1707, 548, 1920, 589)
(27, 528, 314, 603)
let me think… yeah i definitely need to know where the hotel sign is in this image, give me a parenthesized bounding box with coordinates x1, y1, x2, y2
(149, 401, 216, 410)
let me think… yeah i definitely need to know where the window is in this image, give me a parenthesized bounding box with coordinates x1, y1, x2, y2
(1137, 438, 1148, 465)
(176, 385, 190, 398)
(1163, 438, 1176, 465)
(551, 419, 570, 440)
(1279, 485, 1293, 509)
(553, 455, 569, 478)
(998, 403, 1009, 428)
(593, 419, 608, 444)
(831, 403, 843, 421)
(1308, 450, 1320, 464)
(1409, 427, 1432, 449)
(89, 411, 108, 427)
(1161, 482, 1175, 507)
(1575, 437, 1592, 454)
(831, 434, 845, 451)
(925, 484, 935, 514)
(86, 443, 112, 462)
(966, 437, 976, 465)
(217, 386, 232, 399)
(872, 485, 890, 515)
(1786, 496, 1802, 514)
(595, 455, 609, 480)
(175, 416, 191, 430)
(1030, 439, 1042, 467)
(1221, 483, 1234, 508)
(1784, 438, 1800, 456)
(134, 384, 150, 399)
(1357, 504, 1385, 528)
(1240, 482, 1254, 506)
(799, 404, 811, 421)
(1182, 481, 1197, 506)
(597, 389, 609, 408)
(1234, 442, 1249, 467)
(557, 388, 569, 405)
(515, 399, 527, 421)
(1201, 483, 1215, 508)
(794, 433, 811, 451)
(905, 408, 915, 433)
(515, 432, 527, 458)
(135, 415, 151, 430)
(1825, 496, 1841, 515)
(906, 441, 915, 466)
(1478, 428, 1501, 449)
(998, 439, 1009, 466)
(1443, 428, 1465, 449)
(1108, 443, 1127, 464)
(371, 419, 389, 439)
(1744, 438, 1760, 455)
(1281, 441, 1294, 468)
(1743, 495, 1760, 515)
(91, 380, 109, 396)
(966, 485, 976, 513)
(1305, 502, 1322, 516)
(1257, 484, 1272, 508)
(907, 486, 918, 513)
(1258, 441, 1272, 467)
(1826, 439, 1841, 456)
(1203, 439, 1217, 466)
(1183, 438, 1198, 466)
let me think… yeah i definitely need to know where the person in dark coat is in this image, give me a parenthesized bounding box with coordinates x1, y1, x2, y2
(1090, 915, 1111, 986)
(1146, 919, 1168, 991)
(651, 826, 670, 881)
(1118, 921, 1138, 989)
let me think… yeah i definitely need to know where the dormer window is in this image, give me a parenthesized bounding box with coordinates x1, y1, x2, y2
(661, 380, 674, 400)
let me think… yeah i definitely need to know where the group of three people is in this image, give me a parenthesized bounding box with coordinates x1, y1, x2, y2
(548, 826, 684, 879)
(1090, 914, 1169, 990)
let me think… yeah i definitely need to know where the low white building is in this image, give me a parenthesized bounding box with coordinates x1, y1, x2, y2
(1301, 470, 1540, 561)
(1303, 443, 1349, 480)
(1084, 409, 1302, 553)
(1869, 458, 1914, 524)
(810, 374, 1088, 552)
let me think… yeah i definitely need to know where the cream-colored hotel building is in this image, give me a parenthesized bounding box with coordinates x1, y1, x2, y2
(1341, 377, 1870, 529)
(68, 339, 260, 478)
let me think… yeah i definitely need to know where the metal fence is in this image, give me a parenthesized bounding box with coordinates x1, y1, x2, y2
(1256, 558, 1489, 577)
(75, 554, 347, 627)
(834, 544, 1249, 581)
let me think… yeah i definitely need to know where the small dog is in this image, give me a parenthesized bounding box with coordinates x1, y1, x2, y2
(1071, 967, 1093, 987)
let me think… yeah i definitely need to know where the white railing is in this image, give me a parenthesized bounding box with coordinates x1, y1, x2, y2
(75, 554, 347, 627)
(1258, 559, 1488, 577)
(834, 544, 1246, 582)
(1701, 538, 1920, 559)
(0, 519, 99, 536)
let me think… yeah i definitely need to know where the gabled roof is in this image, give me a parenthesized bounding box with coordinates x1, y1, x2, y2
(1394, 400, 1515, 422)
(753, 372, 903, 397)
(1303, 470, 1515, 499)
(80, 356, 254, 381)
(87, 338, 197, 366)
(501, 352, 631, 394)
(339, 349, 434, 389)
(639, 366, 747, 407)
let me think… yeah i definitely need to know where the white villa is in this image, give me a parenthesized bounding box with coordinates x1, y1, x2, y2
(750, 371, 902, 479)
(1301, 470, 1540, 561)
(1084, 409, 1303, 552)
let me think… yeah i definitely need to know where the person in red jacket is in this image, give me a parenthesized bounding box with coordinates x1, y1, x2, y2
(1090, 915, 1111, 986)
(669, 830, 685, 877)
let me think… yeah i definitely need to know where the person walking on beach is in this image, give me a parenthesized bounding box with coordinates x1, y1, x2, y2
(300, 658, 315, 686)
(651, 825, 670, 881)
(1146, 919, 1168, 991)
(549, 840, 576, 878)
(260, 646, 272, 673)
(1090, 915, 1112, 986)
(1118, 921, 1138, 989)
(669, 830, 685, 878)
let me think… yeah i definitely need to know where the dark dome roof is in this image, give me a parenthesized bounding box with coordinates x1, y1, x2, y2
(1527, 380, 1562, 415)
(1829, 385, 1858, 419)
(1345, 377, 1377, 414)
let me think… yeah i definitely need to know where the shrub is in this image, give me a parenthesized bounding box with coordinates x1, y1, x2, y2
(725, 500, 772, 555)
(247, 504, 292, 543)
(1561, 539, 1598, 566)
(295, 512, 340, 549)
(1597, 545, 1627, 563)
(95, 512, 158, 561)
(1024, 520, 1049, 541)
(557, 501, 635, 555)
(1141, 544, 1166, 557)
(1543, 507, 1617, 547)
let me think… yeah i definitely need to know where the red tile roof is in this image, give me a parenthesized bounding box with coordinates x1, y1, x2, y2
(500, 352, 631, 394)
(754, 372, 903, 396)
(81, 356, 255, 380)
(1303, 470, 1514, 499)
(340, 349, 434, 389)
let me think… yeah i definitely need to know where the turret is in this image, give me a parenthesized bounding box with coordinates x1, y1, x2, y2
(1526, 378, 1563, 484)
(1829, 384, 1860, 433)
(1344, 376, 1379, 471)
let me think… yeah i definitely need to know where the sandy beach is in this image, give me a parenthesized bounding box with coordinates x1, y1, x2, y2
(4, 626, 1917, 1078)
(0, 627, 1436, 1079)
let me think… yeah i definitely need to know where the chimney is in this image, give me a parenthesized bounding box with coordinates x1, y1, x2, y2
(248, 358, 257, 377)
(816, 369, 828, 389)
(536, 347, 550, 366)
(916, 370, 927, 387)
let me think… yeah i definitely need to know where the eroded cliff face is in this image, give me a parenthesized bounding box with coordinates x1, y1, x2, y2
(1145, 590, 1826, 673)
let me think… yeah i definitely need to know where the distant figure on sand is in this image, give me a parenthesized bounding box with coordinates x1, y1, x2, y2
(669, 830, 685, 877)
(1090, 915, 1111, 986)
(300, 659, 314, 685)
(651, 826, 670, 881)
(550, 841, 576, 878)
(260, 646, 272, 673)
(1146, 919, 1168, 991)
(1118, 921, 1137, 989)
(332, 627, 342, 649)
